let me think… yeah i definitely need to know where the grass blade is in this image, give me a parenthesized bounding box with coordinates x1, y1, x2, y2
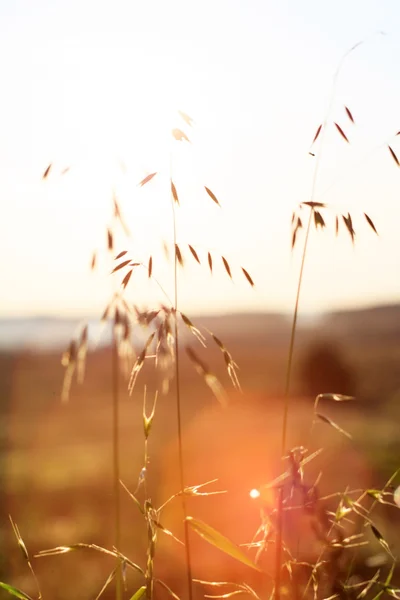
(129, 586, 146, 600)
(0, 583, 33, 600)
(316, 413, 352, 439)
(186, 517, 261, 572)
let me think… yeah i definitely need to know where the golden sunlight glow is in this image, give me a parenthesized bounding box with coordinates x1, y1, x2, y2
(249, 488, 260, 499)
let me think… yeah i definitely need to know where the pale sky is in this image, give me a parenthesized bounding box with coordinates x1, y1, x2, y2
(1, 0, 400, 318)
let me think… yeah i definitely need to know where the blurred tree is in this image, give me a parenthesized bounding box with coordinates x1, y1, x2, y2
(299, 341, 356, 398)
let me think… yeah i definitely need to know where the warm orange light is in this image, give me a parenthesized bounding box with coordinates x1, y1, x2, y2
(249, 488, 260, 499)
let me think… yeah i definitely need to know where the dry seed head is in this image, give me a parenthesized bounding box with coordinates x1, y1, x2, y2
(112, 259, 131, 274)
(172, 128, 190, 143)
(334, 122, 350, 143)
(171, 180, 179, 205)
(107, 228, 113, 251)
(90, 252, 97, 271)
(204, 186, 221, 207)
(188, 245, 201, 264)
(121, 269, 133, 290)
(180, 312, 206, 346)
(178, 110, 194, 127)
(388, 145, 399, 167)
(208, 252, 213, 273)
(148, 256, 153, 278)
(364, 213, 378, 235)
(139, 172, 157, 187)
(311, 124, 322, 145)
(242, 267, 254, 287)
(175, 244, 183, 267)
(42, 163, 52, 179)
(344, 105, 355, 124)
(221, 256, 232, 279)
(313, 210, 326, 229)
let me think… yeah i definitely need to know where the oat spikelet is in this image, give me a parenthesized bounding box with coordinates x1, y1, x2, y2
(242, 268, 254, 287)
(204, 187, 221, 207)
(128, 333, 156, 394)
(388, 145, 399, 166)
(42, 163, 52, 179)
(77, 326, 88, 385)
(313, 211, 325, 229)
(171, 181, 179, 205)
(311, 124, 322, 145)
(148, 256, 153, 278)
(188, 245, 201, 264)
(364, 213, 378, 235)
(139, 172, 157, 187)
(112, 259, 131, 274)
(342, 213, 355, 243)
(334, 123, 350, 143)
(90, 252, 97, 271)
(175, 244, 183, 266)
(115, 250, 128, 260)
(180, 312, 206, 346)
(172, 128, 190, 143)
(186, 347, 228, 406)
(107, 229, 113, 251)
(335, 215, 339, 236)
(344, 106, 355, 124)
(122, 269, 133, 289)
(178, 110, 194, 127)
(221, 256, 232, 279)
(208, 252, 213, 273)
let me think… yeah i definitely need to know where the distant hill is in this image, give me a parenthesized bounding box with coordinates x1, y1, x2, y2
(0, 304, 399, 350)
(324, 304, 400, 341)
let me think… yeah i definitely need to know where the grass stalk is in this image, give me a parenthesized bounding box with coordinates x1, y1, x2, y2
(281, 208, 313, 456)
(112, 327, 122, 600)
(170, 160, 194, 600)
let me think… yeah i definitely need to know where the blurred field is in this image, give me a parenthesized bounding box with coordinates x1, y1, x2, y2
(1, 308, 400, 599)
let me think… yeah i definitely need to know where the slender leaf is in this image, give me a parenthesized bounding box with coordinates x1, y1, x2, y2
(186, 517, 261, 571)
(148, 256, 153, 278)
(0, 583, 33, 600)
(130, 586, 146, 600)
(316, 413, 352, 439)
(115, 250, 128, 260)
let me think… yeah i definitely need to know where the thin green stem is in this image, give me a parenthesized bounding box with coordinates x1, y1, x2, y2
(112, 328, 122, 600)
(170, 159, 194, 600)
(281, 208, 313, 456)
